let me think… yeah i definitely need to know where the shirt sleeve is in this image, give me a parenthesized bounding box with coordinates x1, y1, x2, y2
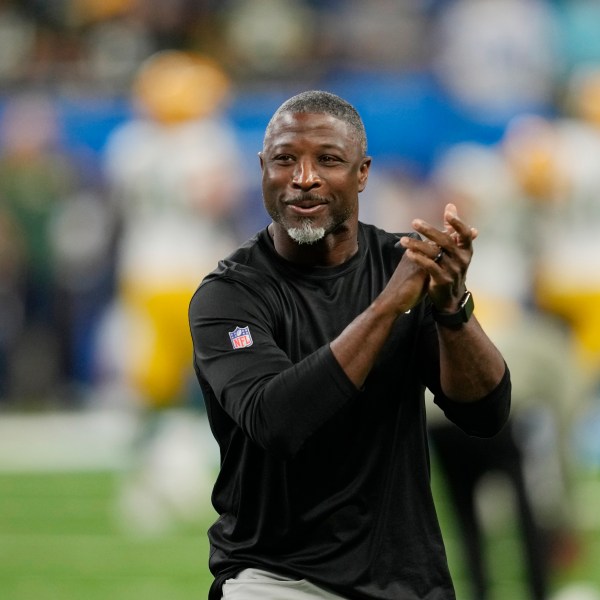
(433, 365, 512, 438)
(417, 301, 512, 438)
(189, 275, 360, 459)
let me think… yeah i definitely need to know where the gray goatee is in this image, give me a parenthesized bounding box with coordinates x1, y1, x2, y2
(287, 219, 326, 245)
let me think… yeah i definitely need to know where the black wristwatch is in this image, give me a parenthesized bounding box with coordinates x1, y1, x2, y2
(432, 291, 474, 327)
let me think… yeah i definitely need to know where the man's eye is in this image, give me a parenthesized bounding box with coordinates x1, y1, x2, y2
(274, 155, 294, 163)
(320, 155, 339, 163)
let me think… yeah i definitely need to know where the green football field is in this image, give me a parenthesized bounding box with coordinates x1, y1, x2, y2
(0, 471, 213, 600)
(1, 467, 599, 600)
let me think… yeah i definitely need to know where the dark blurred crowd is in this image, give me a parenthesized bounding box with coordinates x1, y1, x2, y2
(4, 0, 597, 103)
(0, 0, 447, 93)
(0, 0, 599, 416)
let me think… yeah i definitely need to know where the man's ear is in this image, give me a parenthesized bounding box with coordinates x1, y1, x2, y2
(258, 151, 264, 170)
(358, 157, 372, 192)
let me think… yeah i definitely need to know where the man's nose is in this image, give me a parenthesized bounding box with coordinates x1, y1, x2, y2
(292, 159, 321, 189)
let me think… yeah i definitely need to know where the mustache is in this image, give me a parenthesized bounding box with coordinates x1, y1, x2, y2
(285, 193, 328, 205)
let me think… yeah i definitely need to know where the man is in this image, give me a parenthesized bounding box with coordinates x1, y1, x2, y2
(188, 90, 510, 600)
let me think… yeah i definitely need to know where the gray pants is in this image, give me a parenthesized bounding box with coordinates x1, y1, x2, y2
(221, 568, 349, 600)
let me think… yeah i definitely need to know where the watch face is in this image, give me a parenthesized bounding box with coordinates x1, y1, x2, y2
(462, 292, 474, 321)
(433, 291, 474, 326)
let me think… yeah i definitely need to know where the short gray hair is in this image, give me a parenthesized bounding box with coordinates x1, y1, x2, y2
(264, 90, 367, 155)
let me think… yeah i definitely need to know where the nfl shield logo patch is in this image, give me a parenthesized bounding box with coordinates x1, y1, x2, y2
(229, 326, 253, 349)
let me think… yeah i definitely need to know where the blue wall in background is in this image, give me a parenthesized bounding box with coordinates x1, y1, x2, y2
(3, 71, 547, 181)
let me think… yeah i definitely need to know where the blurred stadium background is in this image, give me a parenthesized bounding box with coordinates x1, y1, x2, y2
(1, 0, 600, 599)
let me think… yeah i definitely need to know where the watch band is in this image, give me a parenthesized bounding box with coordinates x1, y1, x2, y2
(432, 291, 474, 327)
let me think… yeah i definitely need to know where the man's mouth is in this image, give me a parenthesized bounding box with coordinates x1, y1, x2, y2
(288, 203, 325, 215)
(285, 195, 327, 214)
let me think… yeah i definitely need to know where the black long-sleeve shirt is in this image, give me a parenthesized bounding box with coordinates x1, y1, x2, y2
(189, 222, 511, 600)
